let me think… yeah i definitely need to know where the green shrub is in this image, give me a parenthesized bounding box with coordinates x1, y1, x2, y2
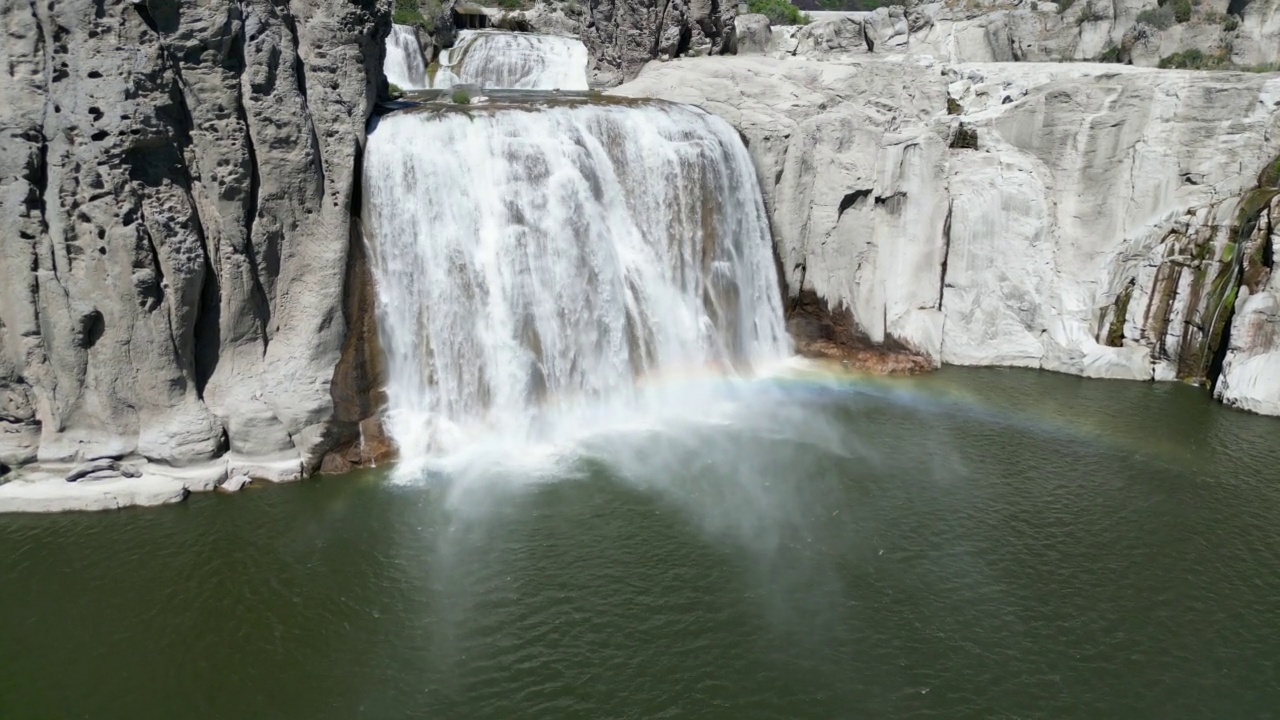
(388, 82, 404, 98)
(423, 0, 441, 31)
(1223, 13, 1240, 31)
(1056, 0, 1076, 13)
(452, 89, 472, 105)
(1157, 48, 1204, 68)
(392, 0, 441, 31)
(1096, 44, 1123, 63)
(1172, 0, 1192, 22)
(392, 0, 426, 26)
(497, 0, 524, 9)
(747, 0, 810, 25)
(1136, 5, 1175, 29)
(1259, 155, 1280, 189)
(1157, 48, 1233, 69)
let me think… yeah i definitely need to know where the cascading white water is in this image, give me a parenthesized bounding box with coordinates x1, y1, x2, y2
(363, 101, 791, 471)
(433, 30, 589, 90)
(385, 24, 428, 90)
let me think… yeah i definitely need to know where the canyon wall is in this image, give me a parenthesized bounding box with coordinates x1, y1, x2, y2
(491, 0, 735, 85)
(0, 0, 388, 481)
(771, 0, 1280, 69)
(507, 0, 1280, 86)
(615, 55, 1280, 412)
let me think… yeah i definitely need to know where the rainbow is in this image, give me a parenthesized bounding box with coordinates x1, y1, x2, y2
(623, 356, 1195, 465)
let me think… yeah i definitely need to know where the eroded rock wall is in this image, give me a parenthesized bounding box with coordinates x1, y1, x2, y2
(500, 0, 735, 85)
(614, 55, 1280, 411)
(0, 0, 388, 476)
(751, 0, 1280, 70)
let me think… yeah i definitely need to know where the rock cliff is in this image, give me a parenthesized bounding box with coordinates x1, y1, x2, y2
(0, 0, 388, 496)
(615, 55, 1280, 412)
(768, 0, 1280, 70)
(491, 0, 735, 85)
(429, 0, 1280, 86)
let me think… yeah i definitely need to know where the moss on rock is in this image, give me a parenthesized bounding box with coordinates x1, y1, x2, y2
(1105, 280, 1135, 347)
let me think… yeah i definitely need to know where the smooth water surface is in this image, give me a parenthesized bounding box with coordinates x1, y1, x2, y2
(3, 368, 1280, 719)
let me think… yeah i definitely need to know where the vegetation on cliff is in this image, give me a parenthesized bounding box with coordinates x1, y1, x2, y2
(748, 0, 810, 25)
(393, 0, 442, 32)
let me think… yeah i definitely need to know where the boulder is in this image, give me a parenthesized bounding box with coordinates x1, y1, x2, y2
(218, 474, 253, 494)
(64, 458, 143, 482)
(733, 14, 773, 55)
(65, 459, 120, 483)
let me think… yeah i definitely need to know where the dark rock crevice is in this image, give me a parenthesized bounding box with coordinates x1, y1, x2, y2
(837, 189, 871, 219)
(275, 1, 327, 198)
(938, 199, 952, 309)
(651, 0, 674, 58)
(23, 132, 50, 238)
(220, 10, 272, 355)
(145, 43, 221, 394)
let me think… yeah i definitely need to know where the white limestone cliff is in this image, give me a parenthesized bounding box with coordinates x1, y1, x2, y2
(614, 54, 1280, 410)
(758, 0, 1280, 69)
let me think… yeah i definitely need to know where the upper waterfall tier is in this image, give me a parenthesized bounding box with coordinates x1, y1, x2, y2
(363, 101, 790, 463)
(433, 30, 589, 90)
(384, 24, 428, 90)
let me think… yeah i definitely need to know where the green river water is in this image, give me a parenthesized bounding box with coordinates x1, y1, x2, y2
(2, 367, 1279, 719)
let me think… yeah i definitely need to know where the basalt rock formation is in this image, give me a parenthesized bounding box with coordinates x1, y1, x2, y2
(769, 0, 1280, 70)
(0, 0, 388, 486)
(492, 0, 736, 85)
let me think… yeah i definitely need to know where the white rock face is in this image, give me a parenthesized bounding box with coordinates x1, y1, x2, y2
(615, 55, 1280, 410)
(0, 473, 189, 514)
(0, 450, 330, 511)
(218, 474, 253, 494)
(767, 0, 1280, 69)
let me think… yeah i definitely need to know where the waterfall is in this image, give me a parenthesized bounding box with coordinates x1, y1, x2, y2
(433, 30, 589, 90)
(385, 24, 428, 90)
(363, 102, 791, 468)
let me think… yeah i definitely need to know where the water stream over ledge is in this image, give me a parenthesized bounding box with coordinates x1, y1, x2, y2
(362, 99, 789, 472)
(434, 30, 590, 91)
(384, 23, 428, 90)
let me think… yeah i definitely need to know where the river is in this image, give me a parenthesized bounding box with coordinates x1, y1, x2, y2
(3, 367, 1278, 718)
